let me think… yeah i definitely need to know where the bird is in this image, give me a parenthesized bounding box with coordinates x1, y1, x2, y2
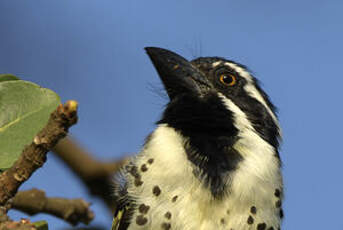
(111, 47, 283, 230)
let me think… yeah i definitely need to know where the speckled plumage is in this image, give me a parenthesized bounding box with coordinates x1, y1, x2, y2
(111, 48, 283, 230)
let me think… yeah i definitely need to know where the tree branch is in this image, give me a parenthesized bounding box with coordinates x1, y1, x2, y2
(0, 218, 38, 230)
(12, 189, 94, 226)
(0, 206, 10, 223)
(52, 138, 127, 212)
(0, 101, 78, 206)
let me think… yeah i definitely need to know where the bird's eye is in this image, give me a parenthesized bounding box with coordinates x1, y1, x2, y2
(219, 74, 236, 86)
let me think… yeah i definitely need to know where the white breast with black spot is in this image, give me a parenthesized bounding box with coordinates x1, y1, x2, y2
(123, 125, 283, 230)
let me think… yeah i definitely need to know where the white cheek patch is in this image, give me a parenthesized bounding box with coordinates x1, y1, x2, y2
(224, 62, 280, 134)
(217, 92, 281, 186)
(244, 84, 279, 126)
(217, 93, 254, 133)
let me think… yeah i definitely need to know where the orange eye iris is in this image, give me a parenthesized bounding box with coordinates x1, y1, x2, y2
(219, 74, 236, 86)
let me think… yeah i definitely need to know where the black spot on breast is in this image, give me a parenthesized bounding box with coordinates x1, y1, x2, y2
(279, 209, 284, 218)
(257, 223, 266, 230)
(141, 164, 148, 172)
(247, 215, 254, 225)
(128, 165, 144, 187)
(138, 204, 150, 214)
(172, 195, 178, 202)
(161, 222, 171, 230)
(148, 158, 154, 164)
(274, 189, 281, 198)
(220, 218, 226, 224)
(134, 178, 143, 187)
(136, 215, 148, 226)
(164, 212, 172, 219)
(250, 206, 257, 214)
(275, 200, 282, 208)
(128, 165, 139, 178)
(268, 227, 274, 230)
(153, 186, 161, 196)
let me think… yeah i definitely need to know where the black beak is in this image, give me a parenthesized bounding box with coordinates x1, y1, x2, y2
(145, 47, 212, 100)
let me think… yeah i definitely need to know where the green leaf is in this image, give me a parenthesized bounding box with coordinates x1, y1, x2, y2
(33, 220, 49, 230)
(0, 74, 20, 82)
(0, 80, 61, 171)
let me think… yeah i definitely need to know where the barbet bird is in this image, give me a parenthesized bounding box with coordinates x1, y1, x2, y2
(111, 47, 283, 230)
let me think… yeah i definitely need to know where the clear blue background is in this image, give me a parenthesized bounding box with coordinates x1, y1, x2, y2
(1, 1, 342, 229)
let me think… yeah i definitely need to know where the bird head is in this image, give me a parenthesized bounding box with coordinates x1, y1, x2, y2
(145, 47, 281, 196)
(145, 47, 280, 146)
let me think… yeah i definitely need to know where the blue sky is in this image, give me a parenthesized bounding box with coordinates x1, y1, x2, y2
(1, 1, 343, 229)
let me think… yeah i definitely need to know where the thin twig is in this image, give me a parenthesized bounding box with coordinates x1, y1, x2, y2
(12, 189, 94, 225)
(0, 206, 10, 223)
(0, 218, 37, 230)
(52, 138, 127, 212)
